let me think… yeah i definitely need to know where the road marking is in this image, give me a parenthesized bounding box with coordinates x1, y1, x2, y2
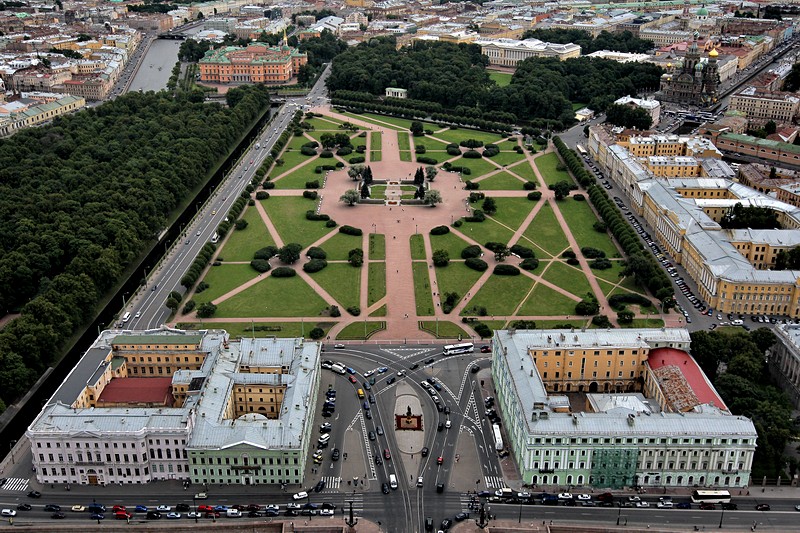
(381, 348, 434, 360)
(1, 478, 29, 492)
(484, 476, 506, 489)
(321, 476, 341, 490)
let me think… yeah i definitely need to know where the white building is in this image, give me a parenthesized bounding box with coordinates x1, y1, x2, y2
(475, 37, 581, 67)
(492, 328, 757, 489)
(27, 328, 321, 487)
(614, 95, 661, 126)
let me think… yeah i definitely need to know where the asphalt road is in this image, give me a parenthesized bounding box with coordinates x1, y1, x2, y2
(121, 65, 332, 330)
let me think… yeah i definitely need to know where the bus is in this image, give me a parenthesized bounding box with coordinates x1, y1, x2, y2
(492, 423, 504, 451)
(576, 144, 587, 156)
(691, 490, 731, 504)
(442, 343, 474, 356)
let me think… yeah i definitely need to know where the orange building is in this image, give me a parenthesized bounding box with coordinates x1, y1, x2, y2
(198, 43, 307, 85)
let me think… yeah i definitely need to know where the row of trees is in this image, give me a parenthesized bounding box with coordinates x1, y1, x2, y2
(553, 136, 673, 303)
(328, 38, 663, 130)
(605, 103, 653, 131)
(0, 86, 272, 410)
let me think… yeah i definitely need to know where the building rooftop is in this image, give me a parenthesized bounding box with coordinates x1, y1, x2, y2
(648, 347, 726, 411)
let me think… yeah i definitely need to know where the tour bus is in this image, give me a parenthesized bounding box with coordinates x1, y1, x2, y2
(442, 343, 474, 356)
(122, 312, 131, 323)
(576, 144, 588, 156)
(690, 490, 731, 504)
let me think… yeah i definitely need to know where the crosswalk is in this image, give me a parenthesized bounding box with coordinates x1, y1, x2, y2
(320, 476, 341, 490)
(1, 478, 29, 492)
(484, 476, 506, 489)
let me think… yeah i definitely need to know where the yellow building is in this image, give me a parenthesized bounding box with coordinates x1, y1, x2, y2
(198, 43, 307, 85)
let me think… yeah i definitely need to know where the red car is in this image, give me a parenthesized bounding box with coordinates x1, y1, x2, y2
(480, 345, 491, 353)
(112, 505, 126, 512)
(437, 456, 444, 465)
(383, 449, 391, 460)
(114, 511, 132, 520)
(348, 376, 357, 384)
(205, 511, 221, 518)
(197, 505, 214, 513)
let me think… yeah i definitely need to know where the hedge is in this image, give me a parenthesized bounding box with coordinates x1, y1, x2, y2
(510, 244, 535, 259)
(493, 264, 520, 276)
(430, 225, 450, 235)
(307, 247, 327, 260)
(461, 245, 482, 259)
(417, 156, 438, 165)
(465, 257, 488, 271)
(250, 259, 272, 273)
(339, 225, 363, 236)
(303, 259, 328, 273)
(520, 258, 539, 270)
(271, 267, 296, 278)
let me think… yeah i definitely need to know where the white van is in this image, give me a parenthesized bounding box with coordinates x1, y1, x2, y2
(318, 434, 330, 445)
(122, 312, 131, 323)
(330, 363, 346, 375)
(226, 509, 242, 518)
(389, 474, 398, 490)
(732, 319, 744, 326)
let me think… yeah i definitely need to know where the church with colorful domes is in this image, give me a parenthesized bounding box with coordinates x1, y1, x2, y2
(655, 34, 720, 107)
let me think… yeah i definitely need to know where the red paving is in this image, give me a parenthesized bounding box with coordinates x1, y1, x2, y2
(176, 108, 678, 340)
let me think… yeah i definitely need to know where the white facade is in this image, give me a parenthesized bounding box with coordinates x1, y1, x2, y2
(614, 94, 661, 126)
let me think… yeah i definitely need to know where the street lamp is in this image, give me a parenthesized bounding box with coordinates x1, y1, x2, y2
(121, 292, 129, 308)
(9, 440, 16, 465)
(718, 507, 725, 528)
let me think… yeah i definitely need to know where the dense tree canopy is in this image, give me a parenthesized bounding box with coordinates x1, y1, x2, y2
(0, 86, 271, 408)
(522, 29, 655, 55)
(328, 39, 662, 128)
(605, 103, 653, 130)
(720, 203, 781, 229)
(690, 328, 791, 478)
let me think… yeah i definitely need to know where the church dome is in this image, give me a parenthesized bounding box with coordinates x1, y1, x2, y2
(696, 6, 708, 16)
(708, 48, 718, 58)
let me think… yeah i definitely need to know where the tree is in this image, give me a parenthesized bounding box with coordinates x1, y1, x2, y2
(617, 309, 634, 324)
(432, 249, 450, 267)
(360, 182, 370, 199)
(769, 166, 777, 179)
(165, 297, 180, 311)
(278, 243, 303, 264)
(348, 164, 365, 181)
(410, 121, 424, 137)
(413, 167, 425, 186)
(196, 302, 217, 318)
(552, 180, 572, 200)
(340, 189, 360, 206)
(481, 197, 497, 215)
(309, 327, 325, 340)
(493, 245, 510, 262)
(425, 166, 438, 181)
(415, 184, 425, 199)
(765, 120, 777, 135)
(751, 327, 777, 353)
(348, 248, 364, 267)
(363, 166, 373, 185)
(423, 189, 442, 206)
(320, 133, 336, 149)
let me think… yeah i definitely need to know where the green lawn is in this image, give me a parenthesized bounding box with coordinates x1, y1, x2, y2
(260, 197, 334, 248)
(489, 198, 535, 231)
(410, 234, 426, 260)
(429, 231, 470, 259)
(343, 112, 435, 132)
(488, 150, 525, 167)
(419, 320, 470, 339)
(337, 321, 385, 340)
(435, 262, 484, 303)
(518, 282, 579, 316)
(399, 151, 412, 162)
(413, 262, 435, 316)
(369, 234, 385, 260)
(434, 128, 506, 146)
(458, 157, 500, 179)
(593, 260, 627, 284)
(519, 203, 570, 257)
(461, 275, 533, 316)
(535, 152, 574, 187)
(279, 140, 318, 171)
(477, 171, 525, 190)
(458, 217, 514, 245)
(598, 279, 618, 296)
(215, 275, 328, 318)
(557, 199, 620, 258)
(177, 321, 334, 338)
(218, 206, 273, 261)
(304, 116, 343, 129)
(368, 262, 386, 307)
(624, 318, 664, 328)
(370, 304, 387, 317)
(507, 160, 539, 183)
(397, 131, 411, 151)
(194, 264, 258, 304)
(273, 163, 322, 189)
(488, 71, 513, 87)
(309, 263, 361, 310)
(534, 319, 589, 330)
(541, 261, 594, 300)
(318, 232, 363, 261)
(413, 137, 452, 152)
(370, 185, 416, 200)
(370, 131, 382, 162)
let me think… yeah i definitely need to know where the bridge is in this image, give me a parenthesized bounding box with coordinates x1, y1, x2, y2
(158, 33, 187, 40)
